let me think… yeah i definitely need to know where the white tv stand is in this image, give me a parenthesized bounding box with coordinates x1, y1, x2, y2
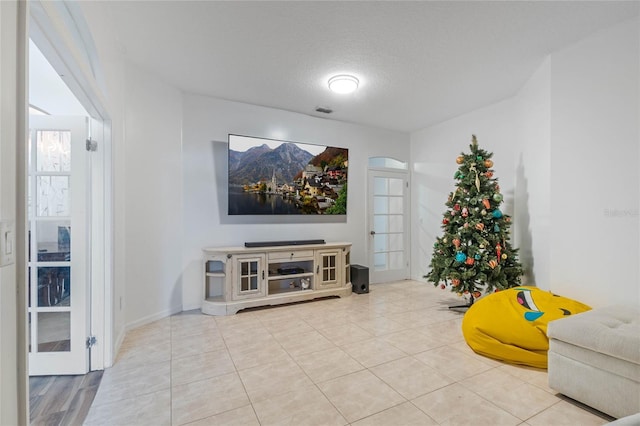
(202, 242, 352, 315)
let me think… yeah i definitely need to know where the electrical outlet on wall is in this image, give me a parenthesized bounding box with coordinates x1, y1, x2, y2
(0, 220, 16, 267)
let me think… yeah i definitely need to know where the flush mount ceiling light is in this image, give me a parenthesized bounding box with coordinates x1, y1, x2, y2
(328, 74, 359, 94)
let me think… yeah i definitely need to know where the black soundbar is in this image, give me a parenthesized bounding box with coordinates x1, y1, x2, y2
(244, 239, 326, 248)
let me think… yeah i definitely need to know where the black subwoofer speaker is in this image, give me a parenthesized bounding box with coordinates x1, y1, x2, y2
(350, 264, 369, 294)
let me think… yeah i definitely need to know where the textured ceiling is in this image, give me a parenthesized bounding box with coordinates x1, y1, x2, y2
(101, 1, 639, 132)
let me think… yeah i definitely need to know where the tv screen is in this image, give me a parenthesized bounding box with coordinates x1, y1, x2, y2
(228, 134, 348, 215)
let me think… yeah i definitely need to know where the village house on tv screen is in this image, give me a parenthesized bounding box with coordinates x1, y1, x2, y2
(228, 134, 348, 215)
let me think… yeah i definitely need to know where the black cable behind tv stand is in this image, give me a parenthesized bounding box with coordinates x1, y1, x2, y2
(244, 239, 326, 248)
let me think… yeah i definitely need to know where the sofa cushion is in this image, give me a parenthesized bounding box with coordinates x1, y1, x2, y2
(549, 339, 640, 382)
(547, 305, 640, 365)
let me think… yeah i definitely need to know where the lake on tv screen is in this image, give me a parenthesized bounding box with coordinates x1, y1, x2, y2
(228, 186, 305, 215)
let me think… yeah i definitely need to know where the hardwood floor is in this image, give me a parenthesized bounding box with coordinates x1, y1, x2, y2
(30, 370, 103, 426)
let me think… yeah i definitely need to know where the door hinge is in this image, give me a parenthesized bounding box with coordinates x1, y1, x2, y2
(86, 335, 97, 348)
(86, 139, 98, 152)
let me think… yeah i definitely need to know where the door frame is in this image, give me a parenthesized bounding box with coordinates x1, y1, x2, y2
(367, 164, 410, 284)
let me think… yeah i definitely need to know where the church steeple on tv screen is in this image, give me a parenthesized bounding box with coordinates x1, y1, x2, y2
(228, 134, 348, 215)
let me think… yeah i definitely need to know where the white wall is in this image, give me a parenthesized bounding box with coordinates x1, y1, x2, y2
(549, 17, 639, 307)
(121, 63, 184, 326)
(412, 17, 639, 308)
(81, 1, 184, 340)
(514, 58, 551, 289)
(410, 99, 519, 282)
(182, 94, 410, 310)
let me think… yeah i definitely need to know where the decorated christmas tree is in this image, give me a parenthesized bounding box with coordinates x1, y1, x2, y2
(426, 135, 523, 305)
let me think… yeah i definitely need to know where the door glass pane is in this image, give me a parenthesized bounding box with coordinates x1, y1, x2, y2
(37, 221, 71, 261)
(250, 261, 257, 274)
(389, 215, 403, 233)
(329, 256, 335, 267)
(374, 253, 387, 270)
(323, 256, 328, 268)
(241, 277, 248, 292)
(373, 177, 387, 195)
(389, 251, 404, 269)
(373, 196, 388, 214)
(241, 262, 248, 275)
(330, 269, 335, 280)
(250, 276, 258, 290)
(374, 215, 388, 233)
(38, 311, 70, 352)
(389, 234, 403, 252)
(37, 267, 70, 307)
(389, 178, 403, 196)
(374, 234, 387, 253)
(37, 176, 70, 216)
(36, 130, 71, 172)
(389, 197, 403, 214)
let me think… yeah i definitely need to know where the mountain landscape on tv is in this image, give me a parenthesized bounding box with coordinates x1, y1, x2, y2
(228, 141, 348, 215)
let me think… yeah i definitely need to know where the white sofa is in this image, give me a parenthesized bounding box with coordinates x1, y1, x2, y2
(547, 305, 640, 419)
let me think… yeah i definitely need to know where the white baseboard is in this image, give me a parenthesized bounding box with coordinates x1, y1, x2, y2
(124, 304, 183, 332)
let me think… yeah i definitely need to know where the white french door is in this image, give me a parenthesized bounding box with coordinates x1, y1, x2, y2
(28, 115, 90, 375)
(368, 169, 410, 283)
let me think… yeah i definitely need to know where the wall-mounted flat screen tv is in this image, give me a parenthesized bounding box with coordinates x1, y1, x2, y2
(228, 134, 348, 215)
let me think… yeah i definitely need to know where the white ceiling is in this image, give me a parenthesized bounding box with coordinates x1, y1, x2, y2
(103, 1, 639, 133)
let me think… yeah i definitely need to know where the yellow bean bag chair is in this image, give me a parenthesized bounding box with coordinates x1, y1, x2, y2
(461, 286, 591, 368)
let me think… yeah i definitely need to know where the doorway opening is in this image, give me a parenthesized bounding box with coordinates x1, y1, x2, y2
(27, 0, 112, 421)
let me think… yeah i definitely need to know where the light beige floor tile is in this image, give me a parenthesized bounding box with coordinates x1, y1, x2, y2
(351, 401, 437, 426)
(228, 341, 292, 371)
(114, 340, 171, 370)
(526, 400, 611, 425)
(365, 302, 410, 317)
(86, 283, 608, 426)
(267, 319, 316, 339)
(382, 329, 448, 354)
(238, 359, 314, 404)
(183, 405, 259, 426)
(224, 330, 278, 353)
(171, 311, 218, 337)
(342, 338, 408, 368)
(370, 356, 453, 399)
(317, 370, 405, 423)
(384, 309, 443, 328)
(414, 345, 495, 381)
(171, 348, 236, 386)
(497, 363, 554, 393)
(276, 330, 335, 356)
(91, 360, 170, 407)
(303, 311, 350, 330)
(318, 323, 373, 346)
(172, 372, 250, 425)
(252, 385, 348, 426)
(293, 347, 364, 383)
(417, 318, 465, 344)
(356, 316, 407, 336)
(411, 383, 520, 425)
(84, 388, 170, 425)
(171, 329, 226, 360)
(461, 369, 560, 420)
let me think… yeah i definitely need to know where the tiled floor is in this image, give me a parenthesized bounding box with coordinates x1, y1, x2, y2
(84, 280, 614, 425)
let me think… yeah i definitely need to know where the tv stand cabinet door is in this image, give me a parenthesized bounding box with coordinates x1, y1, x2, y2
(315, 249, 342, 289)
(231, 254, 267, 300)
